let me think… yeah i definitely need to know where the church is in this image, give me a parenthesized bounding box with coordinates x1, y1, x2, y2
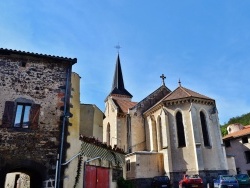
(103, 54, 228, 187)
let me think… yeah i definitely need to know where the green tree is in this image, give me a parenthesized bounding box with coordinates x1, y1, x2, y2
(220, 112, 250, 137)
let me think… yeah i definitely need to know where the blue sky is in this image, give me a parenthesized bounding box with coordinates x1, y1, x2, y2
(1, 1, 250, 124)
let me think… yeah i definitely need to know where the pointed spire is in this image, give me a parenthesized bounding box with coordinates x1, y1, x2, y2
(109, 54, 133, 98)
(112, 54, 125, 90)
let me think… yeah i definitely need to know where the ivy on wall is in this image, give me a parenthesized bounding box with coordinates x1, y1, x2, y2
(73, 153, 83, 188)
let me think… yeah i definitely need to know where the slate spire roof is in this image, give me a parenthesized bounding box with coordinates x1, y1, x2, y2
(109, 54, 133, 98)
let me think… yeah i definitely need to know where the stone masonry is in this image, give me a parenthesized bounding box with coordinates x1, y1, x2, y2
(0, 49, 76, 188)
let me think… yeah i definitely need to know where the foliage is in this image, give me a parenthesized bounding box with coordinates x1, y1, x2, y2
(117, 177, 134, 188)
(220, 112, 250, 136)
(220, 125, 228, 137)
(79, 134, 125, 154)
(227, 112, 250, 125)
(73, 153, 83, 188)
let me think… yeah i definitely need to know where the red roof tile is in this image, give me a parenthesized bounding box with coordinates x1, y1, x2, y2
(223, 125, 250, 140)
(113, 99, 137, 113)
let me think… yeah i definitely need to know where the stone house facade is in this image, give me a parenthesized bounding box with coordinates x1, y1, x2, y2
(223, 124, 250, 175)
(103, 53, 228, 187)
(0, 48, 76, 188)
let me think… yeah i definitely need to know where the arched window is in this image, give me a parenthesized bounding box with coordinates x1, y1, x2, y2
(151, 116, 158, 151)
(176, 111, 186, 147)
(158, 116, 163, 149)
(106, 123, 110, 145)
(200, 111, 210, 147)
(127, 115, 132, 153)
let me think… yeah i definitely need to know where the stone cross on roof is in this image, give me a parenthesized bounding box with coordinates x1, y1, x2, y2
(160, 74, 166, 85)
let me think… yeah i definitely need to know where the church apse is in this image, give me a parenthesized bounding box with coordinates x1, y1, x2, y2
(103, 53, 228, 187)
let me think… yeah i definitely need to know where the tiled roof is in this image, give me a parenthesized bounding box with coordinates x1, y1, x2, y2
(162, 86, 213, 101)
(0, 48, 77, 63)
(113, 98, 137, 113)
(143, 85, 214, 116)
(223, 125, 250, 140)
(130, 84, 171, 110)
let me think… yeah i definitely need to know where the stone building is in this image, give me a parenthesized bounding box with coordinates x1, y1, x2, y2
(64, 72, 124, 188)
(80, 104, 104, 141)
(103, 53, 228, 187)
(223, 124, 250, 175)
(0, 48, 76, 188)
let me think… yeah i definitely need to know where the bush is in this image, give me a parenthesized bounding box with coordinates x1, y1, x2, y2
(117, 177, 134, 188)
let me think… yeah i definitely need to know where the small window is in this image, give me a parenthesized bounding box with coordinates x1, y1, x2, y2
(21, 62, 26, 67)
(224, 140, 231, 147)
(236, 168, 241, 174)
(245, 151, 250, 163)
(14, 103, 31, 128)
(126, 160, 130, 171)
(242, 137, 248, 144)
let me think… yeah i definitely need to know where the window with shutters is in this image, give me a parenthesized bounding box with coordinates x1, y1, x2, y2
(2, 100, 40, 130)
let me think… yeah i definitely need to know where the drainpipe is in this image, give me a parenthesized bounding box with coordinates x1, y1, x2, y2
(55, 63, 72, 188)
(55, 154, 59, 188)
(61, 152, 83, 166)
(83, 157, 101, 188)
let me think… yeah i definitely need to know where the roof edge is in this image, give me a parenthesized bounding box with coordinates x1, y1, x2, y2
(0, 48, 77, 64)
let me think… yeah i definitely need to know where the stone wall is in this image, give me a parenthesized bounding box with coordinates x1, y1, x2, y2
(0, 51, 74, 187)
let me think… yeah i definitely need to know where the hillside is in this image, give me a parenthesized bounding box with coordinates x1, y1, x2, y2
(220, 112, 250, 137)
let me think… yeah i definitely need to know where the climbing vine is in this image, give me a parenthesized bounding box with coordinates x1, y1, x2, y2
(73, 151, 83, 188)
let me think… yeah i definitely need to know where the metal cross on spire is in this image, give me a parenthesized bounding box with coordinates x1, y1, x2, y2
(114, 43, 121, 53)
(178, 78, 182, 86)
(160, 74, 166, 85)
